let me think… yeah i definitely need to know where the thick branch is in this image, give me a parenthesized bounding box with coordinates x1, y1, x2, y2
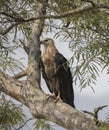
(21, 80, 96, 130)
(0, 71, 27, 106)
(0, 70, 96, 130)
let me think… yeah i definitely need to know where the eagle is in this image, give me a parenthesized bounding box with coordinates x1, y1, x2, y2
(40, 38, 75, 108)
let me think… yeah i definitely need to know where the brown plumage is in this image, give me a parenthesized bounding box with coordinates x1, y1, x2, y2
(40, 38, 75, 108)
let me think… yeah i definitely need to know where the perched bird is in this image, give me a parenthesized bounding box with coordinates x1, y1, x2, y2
(40, 38, 75, 108)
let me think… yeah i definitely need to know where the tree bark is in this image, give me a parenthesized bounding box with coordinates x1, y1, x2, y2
(0, 71, 27, 106)
(0, 1, 96, 130)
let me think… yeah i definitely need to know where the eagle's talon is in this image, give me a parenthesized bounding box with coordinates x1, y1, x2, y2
(46, 94, 62, 103)
(54, 96, 62, 103)
(46, 93, 57, 101)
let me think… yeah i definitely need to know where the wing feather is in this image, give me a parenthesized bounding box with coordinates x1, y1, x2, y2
(54, 53, 75, 108)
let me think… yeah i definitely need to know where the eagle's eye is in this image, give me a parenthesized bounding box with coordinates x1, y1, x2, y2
(44, 39, 49, 42)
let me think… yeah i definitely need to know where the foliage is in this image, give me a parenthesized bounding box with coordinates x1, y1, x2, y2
(105, 112, 109, 123)
(0, 35, 24, 74)
(96, 122, 109, 130)
(34, 119, 55, 130)
(0, 94, 27, 130)
(0, 0, 36, 74)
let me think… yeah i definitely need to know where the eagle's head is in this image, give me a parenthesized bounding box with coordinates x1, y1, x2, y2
(40, 38, 54, 47)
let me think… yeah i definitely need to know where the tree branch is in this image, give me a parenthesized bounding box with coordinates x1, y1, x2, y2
(83, 105, 108, 120)
(0, 71, 27, 106)
(19, 39, 29, 54)
(9, 2, 109, 21)
(0, 22, 20, 35)
(0, 69, 96, 129)
(2, 2, 109, 22)
(83, 105, 108, 126)
(16, 118, 33, 130)
(0, 11, 24, 22)
(1, 2, 109, 35)
(38, 2, 109, 19)
(13, 69, 27, 79)
(0, 69, 95, 130)
(94, 105, 108, 120)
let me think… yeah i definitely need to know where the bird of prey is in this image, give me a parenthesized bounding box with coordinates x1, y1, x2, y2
(40, 38, 75, 108)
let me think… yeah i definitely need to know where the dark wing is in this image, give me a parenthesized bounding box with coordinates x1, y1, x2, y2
(54, 53, 75, 108)
(40, 58, 53, 93)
